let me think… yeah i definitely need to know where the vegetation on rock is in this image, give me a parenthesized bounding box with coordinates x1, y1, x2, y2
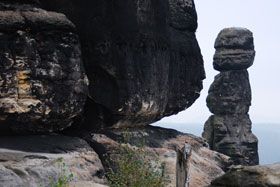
(39, 157, 74, 187)
(105, 135, 168, 187)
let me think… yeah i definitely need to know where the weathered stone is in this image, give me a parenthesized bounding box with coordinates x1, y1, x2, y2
(21, 11, 75, 32)
(203, 27, 258, 166)
(210, 163, 280, 187)
(202, 115, 259, 166)
(83, 125, 231, 187)
(176, 143, 192, 187)
(214, 27, 255, 71)
(214, 49, 255, 71)
(39, 0, 205, 129)
(215, 28, 254, 50)
(0, 135, 106, 187)
(0, 3, 88, 134)
(206, 70, 251, 115)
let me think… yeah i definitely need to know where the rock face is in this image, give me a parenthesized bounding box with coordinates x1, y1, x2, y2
(202, 28, 259, 166)
(203, 115, 258, 166)
(0, 2, 88, 134)
(0, 1, 227, 186)
(0, 135, 105, 187)
(209, 163, 280, 187)
(39, 0, 205, 129)
(84, 125, 231, 187)
(206, 70, 251, 115)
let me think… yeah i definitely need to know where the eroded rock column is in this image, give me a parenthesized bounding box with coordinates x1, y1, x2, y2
(202, 28, 259, 166)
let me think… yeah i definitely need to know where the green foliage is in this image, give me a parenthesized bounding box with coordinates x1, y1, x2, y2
(39, 157, 74, 187)
(105, 134, 168, 187)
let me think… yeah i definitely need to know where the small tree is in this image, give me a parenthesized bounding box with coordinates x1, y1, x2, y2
(105, 135, 168, 187)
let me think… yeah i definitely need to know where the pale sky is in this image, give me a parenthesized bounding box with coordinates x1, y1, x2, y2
(159, 0, 280, 124)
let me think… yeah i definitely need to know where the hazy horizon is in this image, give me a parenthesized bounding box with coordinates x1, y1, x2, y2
(158, 0, 280, 125)
(153, 122, 280, 165)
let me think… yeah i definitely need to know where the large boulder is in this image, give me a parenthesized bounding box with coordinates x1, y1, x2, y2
(0, 135, 105, 187)
(39, 0, 205, 129)
(210, 163, 280, 187)
(0, 3, 88, 134)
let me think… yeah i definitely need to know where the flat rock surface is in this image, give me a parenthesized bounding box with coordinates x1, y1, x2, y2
(0, 135, 105, 187)
(210, 163, 280, 187)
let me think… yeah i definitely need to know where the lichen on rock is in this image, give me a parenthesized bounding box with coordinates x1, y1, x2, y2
(0, 3, 88, 134)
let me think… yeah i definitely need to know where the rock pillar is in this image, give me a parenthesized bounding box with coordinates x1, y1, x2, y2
(202, 28, 259, 166)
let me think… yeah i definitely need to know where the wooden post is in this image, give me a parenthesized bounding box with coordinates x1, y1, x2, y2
(176, 143, 192, 187)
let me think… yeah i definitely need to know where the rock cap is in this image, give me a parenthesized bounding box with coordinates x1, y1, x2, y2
(215, 27, 254, 50)
(213, 27, 255, 71)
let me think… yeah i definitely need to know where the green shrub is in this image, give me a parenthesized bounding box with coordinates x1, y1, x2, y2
(105, 134, 168, 187)
(39, 157, 74, 187)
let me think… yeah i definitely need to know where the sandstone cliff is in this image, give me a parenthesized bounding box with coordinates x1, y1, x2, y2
(0, 1, 242, 187)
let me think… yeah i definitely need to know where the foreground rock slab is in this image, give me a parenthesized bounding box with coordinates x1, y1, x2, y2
(84, 125, 231, 187)
(209, 163, 280, 187)
(0, 135, 105, 187)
